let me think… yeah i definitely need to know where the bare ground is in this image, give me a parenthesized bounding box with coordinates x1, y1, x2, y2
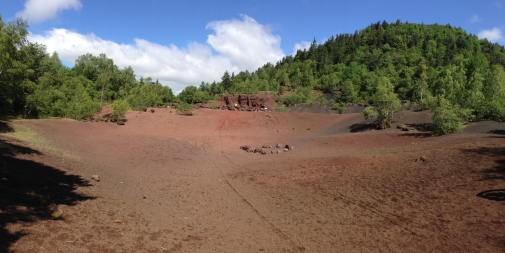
(1, 108, 505, 252)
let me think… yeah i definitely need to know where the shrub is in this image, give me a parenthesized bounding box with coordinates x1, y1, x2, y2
(430, 96, 462, 136)
(112, 99, 129, 121)
(332, 102, 346, 114)
(363, 106, 379, 120)
(176, 103, 194, 116)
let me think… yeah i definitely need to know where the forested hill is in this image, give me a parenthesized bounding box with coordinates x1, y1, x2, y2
(195, 20, 505, 102)
(187, 20, 505, 133)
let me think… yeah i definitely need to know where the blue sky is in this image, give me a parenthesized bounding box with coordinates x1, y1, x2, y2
(1, 0, 504, 93)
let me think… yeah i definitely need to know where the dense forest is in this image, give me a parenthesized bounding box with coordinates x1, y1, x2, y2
(2, 15, 505, 134)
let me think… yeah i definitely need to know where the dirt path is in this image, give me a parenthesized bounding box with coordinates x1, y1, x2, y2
(2, 109, 505, 252)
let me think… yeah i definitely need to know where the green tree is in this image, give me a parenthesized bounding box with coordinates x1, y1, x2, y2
(0, 16, 29, 114)
(484, 65, 505, 120)
(221, 71, 232, 92)
(366, 77, 401, 129)
(430, 96, 462, 135)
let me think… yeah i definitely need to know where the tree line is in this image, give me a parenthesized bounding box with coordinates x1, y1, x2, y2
(0, 15, 175, 120)
(2, 15, 505, 134)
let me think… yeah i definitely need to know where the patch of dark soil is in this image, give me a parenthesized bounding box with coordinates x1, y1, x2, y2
(398, 132, 431, 138)
(463, 121, 505, 134)
(287, 104, 367, 114)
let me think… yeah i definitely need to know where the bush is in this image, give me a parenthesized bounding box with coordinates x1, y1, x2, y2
(363, 106, 379, 120)
(430, 97, 462, 136)
(332, 102, 346, 114)
(176, 103, 194, 116)
(112, 99, 129, 121)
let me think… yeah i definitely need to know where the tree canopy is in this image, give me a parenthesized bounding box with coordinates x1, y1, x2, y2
(0, 14, 175, 119)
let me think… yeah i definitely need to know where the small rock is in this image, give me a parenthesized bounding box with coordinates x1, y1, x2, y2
(398, 124, 409, 131)
(271, 150, 274, 154)
(117, 120, 125, 125)
(262, 145, 268, 148)
(307, 128, 311, 130)
(240, 145, 251, 151)
(283, 148, 289, 152)
(260, 150, 267, 155)
(277, 150, 282, 154)
(285, 144, 293, 150)
(276, 143, 283, 148)
(91, 175, 100, 182)
(415, 156, 426, 162)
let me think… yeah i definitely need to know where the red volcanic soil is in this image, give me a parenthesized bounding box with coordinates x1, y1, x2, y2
(1, 108, 505, 252)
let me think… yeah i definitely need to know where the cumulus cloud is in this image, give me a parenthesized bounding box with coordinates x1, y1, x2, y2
(28, 15, 285, 93)
(292, 41, 311, 56)
(16, 0, 82, 23)
(478, 27, 503, 43)
(206, 15, 284, 70)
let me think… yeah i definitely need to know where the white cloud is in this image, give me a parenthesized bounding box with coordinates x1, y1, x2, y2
(292, 41, 311, 56)
(206, 15, 284, 70)
(28, 15, 285, 93)
(16, 0, 82, 23)
(470, 14, 482, 23)
(478, 27, 503, 43)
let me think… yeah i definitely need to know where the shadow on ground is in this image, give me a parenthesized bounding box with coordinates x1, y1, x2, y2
(489, 129, 505, 138)
(0, 131, 94, 252)
(463, 146, 505, 181)
(463, 144, 505, 203)
(349, 123, 375, 132)
(477, 189, 505, 201)
(0, 121, 13, 134)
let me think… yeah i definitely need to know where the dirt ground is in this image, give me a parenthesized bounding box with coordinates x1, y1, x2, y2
(1, 108, 505, 252)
